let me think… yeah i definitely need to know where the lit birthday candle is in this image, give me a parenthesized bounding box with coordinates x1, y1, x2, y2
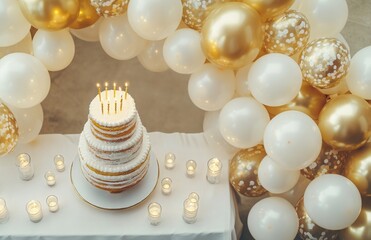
(105, 82, 108, 100)
(96, 83, 102, 102)
(119, 87, 123, 111)
(125, 82, 129, 100)
(113, 82, 117, 98)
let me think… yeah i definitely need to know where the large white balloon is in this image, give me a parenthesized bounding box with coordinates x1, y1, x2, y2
(128, 0, 183, 41)
(248, 53, 302, 106)
(258, 156, 300, 194)
(0, 53, 50, 108)
(304, 174, 362, 230)
(99, 15, 148, 61)
(33, 29, 75, 71)
(235, 64, 252, 97)
(0, 0, 31, 47)
(299, 0, 348, 39)
(264, 111, 322, 170)
(346, 46, 371, 100)
(248, 197, 299, 240)
(188, 63, 235, 111)
(9, 104, 43, 143)
(137, 40, 168, 72)
(163, 29, 205, 74)
(219, 97, 270, 149)
(70, 18, 103, 42)
(0, 33, 33, 59)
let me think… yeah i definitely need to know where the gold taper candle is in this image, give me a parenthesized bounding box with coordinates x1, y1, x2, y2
(113, 82, 116, 98)
(105, 82, 108, 100)
(119, 87, 123, 111)
(125, 82, 129, 100)
(101, 102, 104, 114)
(115, 100, 117, 114)
(107, 99, 110, 114)
(96, 83, 102, 102)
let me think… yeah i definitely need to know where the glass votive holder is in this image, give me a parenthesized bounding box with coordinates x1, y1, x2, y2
(186, 160, 197, 177)
(46, 195, 59, 213)
(188, 192, 199, 203)
(161, 177, 172, 195)
(148, 202, 161, 226)
(0, 198, 9, 223)
(54, 154, 65, 172)
(206, 157, 222, 184)
(44, 171, 56, 186)
(26, 200, 43, 223)
(16, 153, 34, 181)
(183, 198, 198, 224)
(165, 152, 175, 169)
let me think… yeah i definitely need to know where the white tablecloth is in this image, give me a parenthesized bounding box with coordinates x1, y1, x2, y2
(0, 133, 242, 240)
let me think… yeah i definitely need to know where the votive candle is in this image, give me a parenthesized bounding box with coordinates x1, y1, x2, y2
(46, 195, 59, 213)
(148, 202, 161, 225)
(207, 157, 222, 184)
(183, 198, 198, 224)
(54, 154, 65, 172)
(186, 160, 197, 177)
(26, 200, 42, 223)
(44, 171, 56, 186)
(16, 153, 34, 181)
(161, 177, 172, 195)
(0, 198, 9, 223)
(188, 192, 199, 203)
(165, 152, 176, 169)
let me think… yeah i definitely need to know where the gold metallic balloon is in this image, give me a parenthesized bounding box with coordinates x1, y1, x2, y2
(229, 145, 267, 197)
(344, 142, 371, 197)
(300, 38, 351, 89)
(265, 82, 327, 120)
(301, 141, 348, 180)
(69, 0, 100, 29)
(201, 2, 263, 69)
(90, 0, 129, 17)
(0, 103, 19, 157)
(318, 94, 371, 151)
(264, 10, 310, 56)
(296, 198, 339, 240)
(17, 0, 80, 31)
(237, 0, 294, 20)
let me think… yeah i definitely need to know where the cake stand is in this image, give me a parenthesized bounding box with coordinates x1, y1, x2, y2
(70, 151, 159, 210)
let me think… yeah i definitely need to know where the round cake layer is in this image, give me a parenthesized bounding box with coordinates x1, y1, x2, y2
(91, 119, 137, 142)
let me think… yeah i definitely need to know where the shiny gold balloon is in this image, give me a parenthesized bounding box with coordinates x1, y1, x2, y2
(18, 0, 80, 31)
(265, 82, 327, 120)
(237, 0, 294, 20)
(229, 145, 267, 197)
(69, 0, 100, 29)
(201, 2, 263, 69)
(264, 10, 310, 56)
(344, 142, 371, 197)
(0, 103, 19, 157)
(301, 141, 348, 180)
(90, 0, 129, 17)
(300, 38, 351, 89)
(296, 198, 339, 240)
(318, 94, 371, 151)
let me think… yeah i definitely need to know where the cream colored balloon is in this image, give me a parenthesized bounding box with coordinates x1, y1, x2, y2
(137, 40, 168, 72)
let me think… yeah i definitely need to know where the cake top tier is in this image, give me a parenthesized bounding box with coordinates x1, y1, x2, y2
(89, 90, 136, 127)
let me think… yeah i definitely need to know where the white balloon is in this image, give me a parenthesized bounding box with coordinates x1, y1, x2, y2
(299, 0, 348, 39)
(248, 197, 299, 240)
(163, 29, 205, 74)
(0, 53, 50, 108)
(0, 33, 33, 59)
(188, 63, 235, 111)
(9, 104, 43, 143)
(304, 174, 362, 230)
(346, 46, 371, 100)
(235, 64, 252, 97)
(290, 0, 303, 10)
(264, 111, 322, 170)
(33, 29, 75, 71)
(137, 40, 168, 72)
(0, 0, 31, 47)
(248, 53, 302, 106)
(99, 15, 148, 60)
(258, 156, 300, 194)
(127, 0, 182, 41)
(70, 18, 103, 42)
(219, 97, 270, 149)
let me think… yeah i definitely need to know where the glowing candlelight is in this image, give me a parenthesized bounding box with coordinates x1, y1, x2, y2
(0, 198, 9, 223)
(105, 82, 108, 100)
(186, 160, 197, 177)
(44, 171, 56, 186)
(46, 195, 59, 213)
(148, 202, 161, 225)
(96, 83, 102, 102)
(119, 87, 123, 111)
(16, 153, 34, 181)
(54, 154, 65, 172)
(165, 152, 175, 169)
(113, 82, 116, 98)
(26, 200, 43, 223)
(161, 177, 172, 195)
(183, 198, 198, 224)
(124, 82, 129, 100)
(207, 158, 222, 184)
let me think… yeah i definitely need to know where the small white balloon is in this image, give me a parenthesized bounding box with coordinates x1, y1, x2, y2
(258, 155, 300, 194)
(188, 63, 235, 111)
(137, 40, 168, 72)
(70, 18, 103, 42)
(163, 29, 205, 74)
(248, 53, 302, 106)
(235, 64, 252, 97)
(304, 174, 362, 230)
(219, 97, 270, 149)
(264, 111, 322, 170)
(0, 53, 50, 108)
(33, 29, 75, 71)
(128, 0, 183, 41)
(248, 197, 299, 240)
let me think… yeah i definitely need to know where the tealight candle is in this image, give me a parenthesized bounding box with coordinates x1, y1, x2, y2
(54, 154, 65, 172)
(161, 177, 172, 195)
(165, 153, 175, 169)
(44, 171, 56, 186)
(207, 157, 222, 184)
(46, 195, 59, 213)
(188, 192, 199, 203)
(26, 200, 43, 223)
(16, 153, 34, 181)
(148, 202, 161, 226)
(183, 198, 198, 224)
(186, 160, 197, 177)
(0, 198, 9, 223)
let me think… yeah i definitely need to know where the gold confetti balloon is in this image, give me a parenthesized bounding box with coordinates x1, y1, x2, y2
(300, 38, 351, 89)
(90, 0, 129, 17)
(237, 0, 294, 20)
(229, 145, 267, 197)
(318, 94, 371, 151)
(69, 0, 100, 29)
(264, 10, 310, 56)
(296, 198, 339, 240)
(0, 103, 19, 157)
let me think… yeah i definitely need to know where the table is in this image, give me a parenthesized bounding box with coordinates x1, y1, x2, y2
(0, 133, 242, 240)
